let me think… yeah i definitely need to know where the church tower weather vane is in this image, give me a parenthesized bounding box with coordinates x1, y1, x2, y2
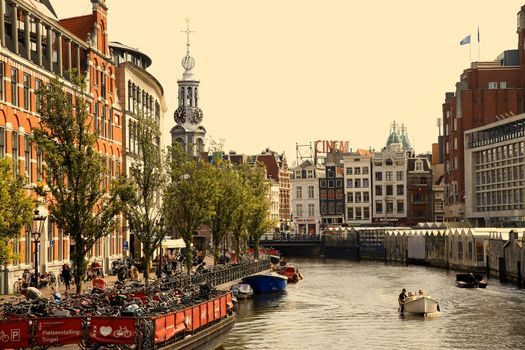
(180, 18, 196, 80)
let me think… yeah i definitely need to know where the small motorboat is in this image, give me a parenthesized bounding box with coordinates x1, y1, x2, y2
(276, 265, 303, 283)
(242, 273, 288, 294)
(231, 283, 254, 299)
(456, 273, 487, 288)
(400, 293, 440, 315)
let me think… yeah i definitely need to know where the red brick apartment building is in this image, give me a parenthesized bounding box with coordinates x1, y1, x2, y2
(0, 0, 123, 292)
(442, 3, 525, 221)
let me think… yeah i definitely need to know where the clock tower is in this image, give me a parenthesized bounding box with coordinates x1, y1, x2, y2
(171, 19, 206, 157)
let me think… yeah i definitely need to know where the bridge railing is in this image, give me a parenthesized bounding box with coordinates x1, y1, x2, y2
(257, 233, 322, 242)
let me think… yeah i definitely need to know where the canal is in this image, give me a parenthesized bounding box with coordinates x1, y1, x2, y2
(220, 258, 525, 349)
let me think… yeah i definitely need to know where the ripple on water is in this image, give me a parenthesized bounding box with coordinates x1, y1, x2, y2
(221, 259, 525, 350)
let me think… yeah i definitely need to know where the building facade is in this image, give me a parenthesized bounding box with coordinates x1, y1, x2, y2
(464, 113, 525, 227)
(406, 157, 433, 225)
(111, 41, 168, 259)
(291, 160, 324, 236)
(371, 143, 408, 225)
(0, 0, 124, 291)
(319, 163, 345, 225)
(342, 150, 372, 225)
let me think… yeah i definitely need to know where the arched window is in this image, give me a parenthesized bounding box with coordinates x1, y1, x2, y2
(187, 87, 192, 106)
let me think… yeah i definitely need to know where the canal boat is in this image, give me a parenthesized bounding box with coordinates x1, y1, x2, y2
(401, 294, 440, 315)
(276, 265, 303, 283)
(231, 283, 254, 299)
(242, 273, 288, 294)
(456, 273, 487, 288)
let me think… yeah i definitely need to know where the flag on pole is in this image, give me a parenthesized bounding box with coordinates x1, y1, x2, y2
(460, 35, 471, 45)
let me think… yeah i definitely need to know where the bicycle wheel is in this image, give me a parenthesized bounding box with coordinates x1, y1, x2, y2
(13, 281, 20, 295)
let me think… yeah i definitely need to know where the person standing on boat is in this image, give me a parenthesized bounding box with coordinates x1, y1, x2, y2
(398, 288, 407, 312)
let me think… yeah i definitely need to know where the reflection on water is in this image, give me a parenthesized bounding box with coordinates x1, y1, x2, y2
(220, 258, 525, 350)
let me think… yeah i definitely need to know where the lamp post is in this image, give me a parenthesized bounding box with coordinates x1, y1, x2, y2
(31, 206, 47, 288)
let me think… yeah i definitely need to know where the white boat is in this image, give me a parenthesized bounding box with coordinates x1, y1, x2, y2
(401, 294, 440, 315)
(231, 283, 254, 299)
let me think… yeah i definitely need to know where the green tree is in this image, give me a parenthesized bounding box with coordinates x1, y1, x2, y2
(125, 115, 168, 285)
(208, 161, 244, 265)
(0, 159, 33, 266)
(164, 144, 217, 275)
(33, 77, 133, 293)
(246, 163, 275, 259)
(231, 163, 254, 261)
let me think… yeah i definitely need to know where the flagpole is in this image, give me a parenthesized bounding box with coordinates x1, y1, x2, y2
(478, 27, 480, 61)
(469, 42, 472, 64)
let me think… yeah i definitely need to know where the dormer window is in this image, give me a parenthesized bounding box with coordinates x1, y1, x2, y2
(415, 160, 423, 171)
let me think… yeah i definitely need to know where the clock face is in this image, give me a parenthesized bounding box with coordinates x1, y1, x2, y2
(191, 109, 203, 124)
(174, 108, 186, 124)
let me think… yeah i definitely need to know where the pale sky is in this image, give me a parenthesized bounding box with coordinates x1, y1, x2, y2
(52, 0, 525, 165)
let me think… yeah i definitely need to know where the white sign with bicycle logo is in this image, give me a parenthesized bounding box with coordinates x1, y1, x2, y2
(90, 318, 135, 344)
(0, 329, 20, 342)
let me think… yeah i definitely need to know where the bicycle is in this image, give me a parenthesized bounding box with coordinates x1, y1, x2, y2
(13, 278, 24, 295)
(113, 326, 132, 338)
(0, 330, 9, 342)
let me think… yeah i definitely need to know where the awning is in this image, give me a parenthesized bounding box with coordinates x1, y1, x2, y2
(161, 238, 186, 249)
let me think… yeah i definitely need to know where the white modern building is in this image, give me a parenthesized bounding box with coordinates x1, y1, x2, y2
(464, 113, 525, 227)
(342, 150, 373, 225)
(291, 160, 324, 235)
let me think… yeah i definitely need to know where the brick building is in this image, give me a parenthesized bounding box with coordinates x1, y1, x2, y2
(406, 157, 433, 225)
(441, 4, 525, 221)
(0, 0, 124, 292)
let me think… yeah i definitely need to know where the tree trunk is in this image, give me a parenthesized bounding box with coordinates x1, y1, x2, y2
(186, 248, 192, 276)
(143, 254, 151, 287)
(254, 238, 260, 260)
(213, 243, 220, 266)
(235, 236, 241, 262)
(73, 254, 86, 294)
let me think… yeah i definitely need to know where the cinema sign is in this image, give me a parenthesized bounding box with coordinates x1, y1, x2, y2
(314, 140, 350, 154)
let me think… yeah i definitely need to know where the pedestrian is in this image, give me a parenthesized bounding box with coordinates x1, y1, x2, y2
(20, 287, 45, 301)
(398, 288, 407, 313)
(61, 264, 72, 291)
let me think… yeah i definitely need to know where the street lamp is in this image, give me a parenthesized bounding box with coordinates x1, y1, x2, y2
(31, 206, 47, 288)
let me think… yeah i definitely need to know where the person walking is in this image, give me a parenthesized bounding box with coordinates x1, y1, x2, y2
(61, 264, 72, 291)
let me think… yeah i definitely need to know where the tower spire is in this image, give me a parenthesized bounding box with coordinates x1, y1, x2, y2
(180, 18, 196, 80)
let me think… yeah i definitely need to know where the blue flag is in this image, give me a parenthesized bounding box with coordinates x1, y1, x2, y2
(460, 35, 471, 45)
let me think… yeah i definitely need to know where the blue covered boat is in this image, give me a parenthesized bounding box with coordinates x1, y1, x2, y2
(242, 273, 288, 294)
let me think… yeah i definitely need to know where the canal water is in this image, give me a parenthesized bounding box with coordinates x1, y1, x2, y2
(220, 258, 525, 350)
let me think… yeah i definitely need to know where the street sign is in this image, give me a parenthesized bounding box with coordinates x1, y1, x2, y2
(123, 241, 129, 251)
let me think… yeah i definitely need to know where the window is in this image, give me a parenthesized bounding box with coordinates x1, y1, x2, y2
(435, 202, 444, 212)
(375, 172, 382, 181)
(336, 189, 343, 199)
(363, 192, 369, 203)
(0, 127, 4, 158)
(386, 200, 394, 213)
(355, 192, 361, 203)
(457, 241, 463, 260)
(488, 82, 498, 89)
(397, 185, 404, 196)
(362, 167, 369, 175)
(363, 207, 370, 220)
(347, 193, 353, 203)
(396, 171, 403, 181)
(320, 190, 327, 199)
(346, 179, 353, 188)
(336, 179, 342, 187)
(328, 180, 334, 188)
(386, 171, 393, 181)
(354, 167, 361, 175)
(347, 207, 353, 219)
(37, 147, 42, 180)
(346, 167, 352, 175)
(363, 179, 369, 188)
(24, 135, 31, 184)
(23, 73, 30, 110)
(11, 68, 18, 106)
(453, 138, 457, 150)
(499, 81, 507, 89)
(375, 185, 382, 196)
(0, 61, 4, 101)
(308, 203, 314, 217)
(328, 190, 334, 199)
(397, 200, 404, 213)
(354, 179, 361, 188)
(386, 185, 393, 196)
(12, 131, 18, 175)
(320, 202, 327, 215)
(94, 102, 99, 131)
(308, 186, 314, 199)
(296, 186, 302, 199)
(375, 201, 383, 214)
(336, 202, 343, 214)
(108, 109, 113, 140)
(47, 220, 55, 262)
(355, 207, 362, 220)
(35, 79, 42, 112)
(296, 204, 303, 217)
(328, 202, 335, 214)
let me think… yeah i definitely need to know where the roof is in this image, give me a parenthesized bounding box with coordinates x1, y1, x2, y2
(110, 41, 153, 68)
(407, 157, 431, 172)
(24, 0, 57, 19)
(59, 14, 95, 42)
(355, 148, 372, 156)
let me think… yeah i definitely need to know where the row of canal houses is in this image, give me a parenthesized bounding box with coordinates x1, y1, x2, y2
(323, 222, 524, 287)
